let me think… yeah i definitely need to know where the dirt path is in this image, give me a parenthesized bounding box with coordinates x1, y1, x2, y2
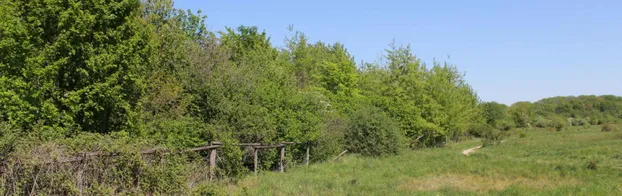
(462, 145, 482, 156)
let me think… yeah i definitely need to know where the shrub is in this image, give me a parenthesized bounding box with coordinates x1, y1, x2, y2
(0, 134, 204, 195)
(467, 124, 495, 138)
(192, 182, 228, 195)
(496, 119, 515, 131)
(533, 116, 552, 128)
(482, 129, 506, 147)
(589, 118, 603, 125)
(310, 115, 346, 162)
(601, 124, 616, 132)
(0, 122, 19, 162)
(571, 118, 589, 126)
(553, 119, 566, 132)
(344, 106, 403, 157)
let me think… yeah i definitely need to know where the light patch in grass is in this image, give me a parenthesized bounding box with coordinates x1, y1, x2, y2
(398, 174, 581, 193)
(238, 177, 259, 188)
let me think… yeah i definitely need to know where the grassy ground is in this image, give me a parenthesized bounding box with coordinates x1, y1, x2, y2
(225, 125, 622, 195)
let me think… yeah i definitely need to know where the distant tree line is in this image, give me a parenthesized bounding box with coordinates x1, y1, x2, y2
(480, 95, 622, 131)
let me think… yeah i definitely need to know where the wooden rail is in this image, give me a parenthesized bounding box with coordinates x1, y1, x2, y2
(0, 141, 305, 180)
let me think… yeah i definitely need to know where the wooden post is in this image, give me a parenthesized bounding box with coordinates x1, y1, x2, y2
(209, 149, 216, 181)
(304, 145, 310, 166)
(77, 167, 84, 195)
(253, 148, 258, 175)
(332, 150, 348, 162)
(279, 145, 286, 172)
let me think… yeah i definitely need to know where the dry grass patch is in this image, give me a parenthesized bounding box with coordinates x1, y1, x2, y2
(238, 177, 260, 188)
(399, 174, 581, 193)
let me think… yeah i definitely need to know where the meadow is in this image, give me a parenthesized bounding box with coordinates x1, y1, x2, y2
(226, 125, 622, 195)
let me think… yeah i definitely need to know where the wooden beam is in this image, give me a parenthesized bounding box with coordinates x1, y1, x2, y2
(27, 141, 296, 168)
(332, 150, 348, 162)
(185, 145, 222, 152)
(253, 144, 285, 149)
(234, 143, 262, 147)
(51, 144, 223, 164)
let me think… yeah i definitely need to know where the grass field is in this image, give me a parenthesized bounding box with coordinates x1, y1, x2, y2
(225, 126, 622, 195)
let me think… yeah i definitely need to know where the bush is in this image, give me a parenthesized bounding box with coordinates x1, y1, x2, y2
(601, 124, 616, 132)
(344, 106, 403, 157)
(496, 119, 515, 131)
(467, 124, 495, 138)
(191, 182, 228, 195)
(533, 116, 552, 128)
(309, 115, 346, 162)
(570, 118, 589, 126)
(0, 133, 205, 195)
(589, 118, 603, 125)
(482, 129, 506, 147)
(551, 118, 566, 132)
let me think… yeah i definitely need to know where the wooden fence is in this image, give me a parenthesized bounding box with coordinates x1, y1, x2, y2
(0, 141, 309, 181)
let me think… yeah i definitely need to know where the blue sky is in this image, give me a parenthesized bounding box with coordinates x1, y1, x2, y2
(174, 0, 622, 105)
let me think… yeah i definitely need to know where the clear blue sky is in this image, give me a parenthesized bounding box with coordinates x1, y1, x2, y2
(174, 0, 622, 105)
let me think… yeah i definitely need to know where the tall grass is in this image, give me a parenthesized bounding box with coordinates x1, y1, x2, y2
(228, 125, 622, 195)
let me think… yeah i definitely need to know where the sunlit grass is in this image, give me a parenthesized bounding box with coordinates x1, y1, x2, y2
(227, 125, 622, 195)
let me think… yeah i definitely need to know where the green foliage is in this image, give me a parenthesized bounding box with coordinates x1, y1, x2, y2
(481, 129, 506, 147)
(497, 118, 516, 131)
(191, 182, 228, 196)
(0, 122, 18, 164)
(533, 95, 622, 126)
(426, 63, 481, 141)
(570, 118, 590, 126)
(344, 106, 403, 156)
(480, 102, 514, 131)
(467, 124, 494, 138)
(0, 0, 149, 135)
(499, 95, 622, 131)
(0, 132, 207, 195)
(508, 102, 535, 128)
(554, 121, 566, 132)
(308, 114, 346, 162)
(283, 31, 359, 96)
(533, 116, 553, 128)
(358, 43, 480, 148)
(480, 102, 509, 126)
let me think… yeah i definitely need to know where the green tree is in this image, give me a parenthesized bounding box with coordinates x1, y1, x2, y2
(508, 102, 535, 128)
(480, 102, 509, 127)
(0, 0, 150, 136)
(426, 62, 481, 140)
